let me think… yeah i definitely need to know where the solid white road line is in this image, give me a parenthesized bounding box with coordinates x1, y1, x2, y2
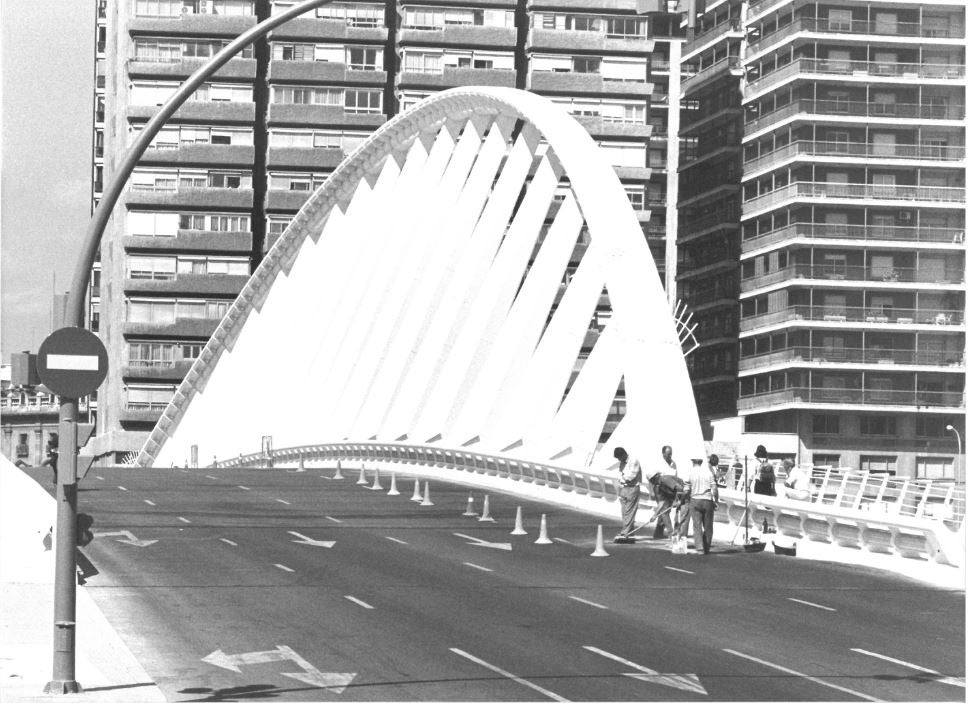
(664, 566, 695, 575)
(463, 562, 493, 573)
(344, 595, 374, 610)
(118, 486, 128, 491)
(568, 596, 608, 610)
(144, 500, 156, 506)
(723, 648, 882, 701)
(178, 517, 191, 524)
(238, 485, 250, 491)
(384, 536, 408, 545)
(275, 499, 291, 505)
(850, 649, 965, 688)
(205, 475, 218, 480)
(787, 597, 836, 611)
(274, 564, 294, 573)
(325, 516, 343, 523)
(450, 648, 569, 702)
(219, 538, 237, 546)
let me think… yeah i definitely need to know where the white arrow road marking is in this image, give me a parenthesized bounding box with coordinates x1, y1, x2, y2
(453, 532, 513, 551)
(851, 648, 965, 688)
(584, 646, 706, 695)
(95, 530, 157, 548)
(451, 648, 569, 702)
(569, 596, 608, 610)
(724, 648, 880, 701)
(288, 531, 335, 548)
(203, 645, 356, 693)
(788, 597, 836, 611)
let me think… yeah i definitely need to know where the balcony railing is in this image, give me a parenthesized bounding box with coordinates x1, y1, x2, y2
(744, 140, 966, 172)
(682, 55, 742, 89)
(742, 223, 965, 251)
(738, 387, 964, 410)
(684, 17, 742, 55)
(739, 346, 965, 372)
(750, 17, 966, 54)
(745, 98, 965, 134)
(740, 305, 964, 332)
(743, 181, 966, 213)
(741, 263, 964, 292)
(746, 58, 966, 95)
(681, 210, 740, 237)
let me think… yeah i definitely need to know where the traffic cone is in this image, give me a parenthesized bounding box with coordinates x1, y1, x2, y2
(357, 465, 368, 485)
(477, 495, 495, 522)
(421, 482, 434, 506)
(297, 457, 306, 472)
(387, 472, 400, 496)
(534, 514, 552, 544)
(333, 460, 344, 480)
(510, 506, 527, 535)
(369, 467, 383, 490)
(591, 525, 609, 557)
(462, 495, 478, 517)
(410, 478, 422, 502)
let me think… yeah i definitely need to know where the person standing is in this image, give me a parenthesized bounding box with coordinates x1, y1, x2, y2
(752, 444, 776, 496)
(613, 447, 642, 541)
(686, 457, 719, 554)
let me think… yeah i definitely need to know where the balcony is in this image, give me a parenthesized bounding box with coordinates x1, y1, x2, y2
(267, 103, 386, 127)
(266, 189, 315, 211)
(739, 346, 965, 372)
(123, 230, 253, 253)
(570, 116, 651, 139)
(527, 71, 650, 96)
(679, 210, 740, 241)
(119, 405, 166, 425)
(269, 17, 387, 43)
(122, 359, 195, 382)
(124, 273, 249, 296)
(742, 223, 966, 253)
(123, 317, 221, 338)
(744, 140, 966, 174)
(399, 66, 516, 89)
(681, 56, 742, 93)
(739, 305, 965, 333)
(128, 14, 256, 37)
(738, 387, 964, 412)
(403, 25, 517, 48)
(742, 181, 966, 217)
(125, 186, 254, 209)
(745, 58, 966, 98)
(684, 18, 742, 58)
(140, 143, 255, 167)
(744, 98, 965, 136)
(128, 101, 256, 124)
(741, 263, 964, 293)
(526, 28, 652, 54)
(127, 57, 256, 80)
(749, 17, 966, 56)
(268, 60, 387, 85)
(267, 147, 348, 169)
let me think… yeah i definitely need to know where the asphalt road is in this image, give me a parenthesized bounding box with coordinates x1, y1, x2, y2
(24, 465, 965, 702)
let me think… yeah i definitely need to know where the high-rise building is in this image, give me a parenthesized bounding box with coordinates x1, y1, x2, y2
(94, 0, 669, 461)
(679, 0, 965, 478)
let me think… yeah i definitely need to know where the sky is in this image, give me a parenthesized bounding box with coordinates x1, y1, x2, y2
(1, 1, 94, 362)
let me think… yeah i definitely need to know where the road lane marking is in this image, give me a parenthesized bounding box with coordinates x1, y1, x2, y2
(552, 538, 573, 545)
(384, 536, 408, 545)
(178, 517, 191, 524)
(144, 500, 156, 506)
(463, 562, 493, 573)
(238, 485, 250, 491)
(276, 499, 291, 505)
(118, 486, 128, 491)
(274, 564, 294, 573)
(344, 596, 374, 610)
(788, 597, 836, 612)
(850, 649, 965, 688)
(569, 596, 608, 610)
(723, 648, 881, 701)
(583, 646, 707, 695)
(325, 516, 343, 523)
(665, 566, 695, 575)
(450, 648, 569, 702)
(220, 538, 237, 546)
(96, 476, 104, 481)
(205, 475, 218, 480)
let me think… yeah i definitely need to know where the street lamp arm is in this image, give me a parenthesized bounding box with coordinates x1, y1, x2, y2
(66, 0, 334, 328)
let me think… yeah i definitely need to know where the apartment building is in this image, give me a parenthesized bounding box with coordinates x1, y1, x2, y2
(693, 0, 965, 478)
(94, 0, 666, 461)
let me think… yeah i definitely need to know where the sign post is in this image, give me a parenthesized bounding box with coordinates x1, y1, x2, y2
(37, 328, 107, 695)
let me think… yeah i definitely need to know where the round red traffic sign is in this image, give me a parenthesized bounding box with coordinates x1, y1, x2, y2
(37, 327, 109, 398)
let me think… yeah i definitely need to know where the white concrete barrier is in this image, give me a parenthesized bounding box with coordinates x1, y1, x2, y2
(0, 455, 55, 584)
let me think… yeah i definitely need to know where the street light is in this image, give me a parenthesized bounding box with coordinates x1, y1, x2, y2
(945, 424, 962, 481)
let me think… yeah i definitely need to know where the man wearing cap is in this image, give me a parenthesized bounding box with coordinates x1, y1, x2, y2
(613, 447, 642, 541)
(685, 456, 719, 554)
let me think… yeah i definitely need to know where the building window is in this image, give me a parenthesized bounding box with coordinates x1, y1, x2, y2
(860, 415, 896, 436)
(916, 416, 948, 437)
(859, 455, 897, 474)
(573, 57, 601, 73)
(812, 414, 840, 435)
(812, 453, 840, 468)
(347, 47, 379, 70)
(915, 456, 954, 479)
(344, 89, 382, 113)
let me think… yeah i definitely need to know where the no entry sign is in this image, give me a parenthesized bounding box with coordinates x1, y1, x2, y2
(37, 327, 109, 399)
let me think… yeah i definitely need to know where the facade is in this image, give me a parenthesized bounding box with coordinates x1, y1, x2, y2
(679, 0, 966, 478)
(94, 0, 672, 461)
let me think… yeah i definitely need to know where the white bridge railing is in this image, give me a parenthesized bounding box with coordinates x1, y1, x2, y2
(213, 441, 965, 568)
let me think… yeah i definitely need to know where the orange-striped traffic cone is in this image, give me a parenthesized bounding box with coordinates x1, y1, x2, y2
(534, 514, 552, 544)
(591, 525, 609, 557)
(510, 506, 527, 535)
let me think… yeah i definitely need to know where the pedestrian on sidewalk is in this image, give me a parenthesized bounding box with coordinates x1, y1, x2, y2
(752, 445, 776, 496)
(686, 456, 719, 554)
(652, 445, 678, 539)
(613, 447, 642, 541)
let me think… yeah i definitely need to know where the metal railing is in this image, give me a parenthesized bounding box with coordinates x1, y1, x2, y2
(737, 386, 965, 410)
(740, 263, 964, 292)
(739, 305, 964, 331)
(744, 139, 966, 172)
(744, 99, 965, 135)
(738, 346, 965, 371)
(746, 58, 965, 95)
(743, 181, 966, 212)
(682, 55, 742, 88)
(750, 17, 965, 54)
(742, 223, 965, 251)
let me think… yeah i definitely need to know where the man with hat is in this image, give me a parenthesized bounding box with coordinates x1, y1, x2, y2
(613, 447, 642, 542)
(685, 456, 719, 554)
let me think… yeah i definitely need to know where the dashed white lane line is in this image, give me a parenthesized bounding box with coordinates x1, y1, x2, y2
(238, 485, 250, 491)
(463, 562, 493, 573)
(787, 597, 836, 612)
(275, 498, 291, 505)
(96, 476, 104, 481)
(118, 486, 128, 491)
(144, 500, 156, 506)
(205, 475, 218, 480)
(450, 648, 569, 702)
(568, 596, 608, 610)
(552, 537, 573, 545)
(344, 595, 374, 610)
(177, 517, 191, 524)
(384, 536, 408, 545)
(274, 564, 294, 573)
(850, 649, 965, 688)
(325, 516, 343, 523)
(723, 648, 881, 702)
(664, 566, 694, 575)
(220, 538, 237, 546)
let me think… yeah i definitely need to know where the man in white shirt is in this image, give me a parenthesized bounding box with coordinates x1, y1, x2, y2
(685, 457, 719, 554)
(782, 459, 810, 501)
(613, 446, 642, 541)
